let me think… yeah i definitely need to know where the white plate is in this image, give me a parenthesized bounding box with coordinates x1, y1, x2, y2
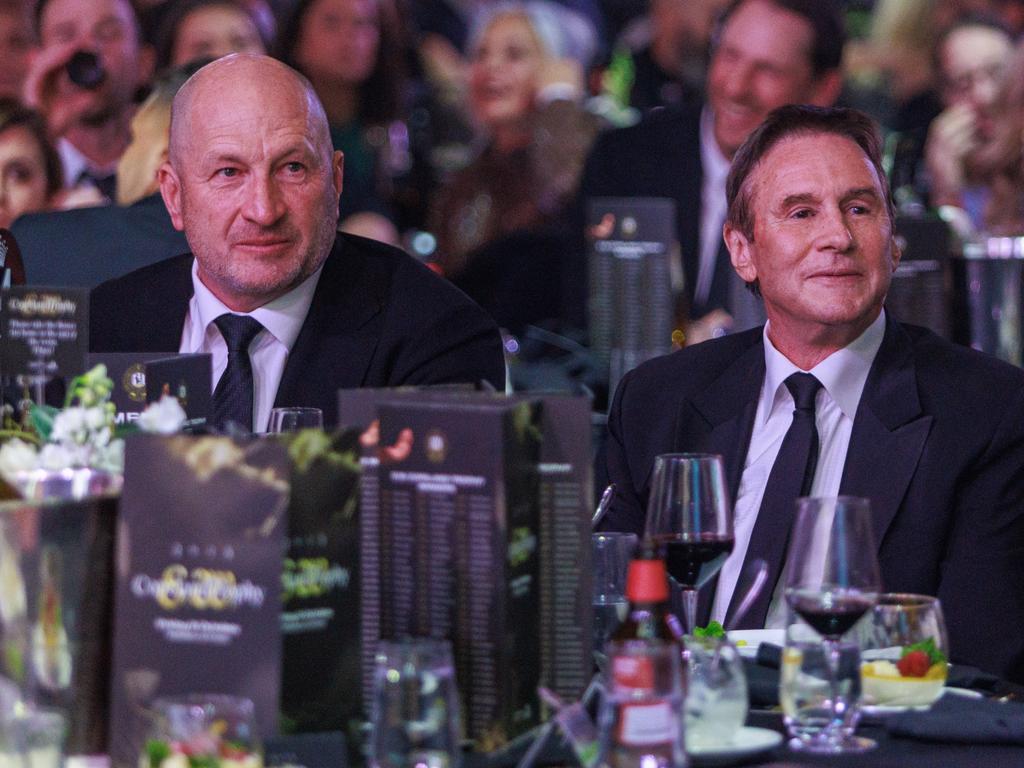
(726, 629, 785, 658)
(860, 685, 983, 716)
(687, 726, 783, 767)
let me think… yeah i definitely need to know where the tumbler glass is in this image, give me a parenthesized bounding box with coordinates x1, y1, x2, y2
(268, 408, 323, 433)
(592, 532, 637, 653)
(370, 639, 462, 768)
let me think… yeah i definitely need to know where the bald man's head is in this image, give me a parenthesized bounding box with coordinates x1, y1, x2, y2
(157, 52, 344, 312)
(168, 54, 333, 168)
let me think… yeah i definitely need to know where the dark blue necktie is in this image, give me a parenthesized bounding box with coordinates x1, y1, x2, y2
(77, 169, 116, 200)
(211, 314, 263, 432)
(727, 372, 823, 628)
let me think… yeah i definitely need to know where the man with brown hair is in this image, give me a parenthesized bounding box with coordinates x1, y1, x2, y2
(603, 105, 1024, 683)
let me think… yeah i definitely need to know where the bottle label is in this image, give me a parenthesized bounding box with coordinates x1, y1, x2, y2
(617, 701, 676, 747)
(611, 654, 655, 691)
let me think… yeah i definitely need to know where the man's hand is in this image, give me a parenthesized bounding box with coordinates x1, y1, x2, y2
(924, 104, 979, 208)
(23, 42, 99, 138)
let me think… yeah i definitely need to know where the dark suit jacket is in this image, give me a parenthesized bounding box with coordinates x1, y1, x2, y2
(89, 233, 506, 426)
(14, 193, 188, 288)
(604, 316, 1024, 682)
(579, 105, 713, 315)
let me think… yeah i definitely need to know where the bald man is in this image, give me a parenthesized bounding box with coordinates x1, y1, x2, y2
(90, 55, 505, 431)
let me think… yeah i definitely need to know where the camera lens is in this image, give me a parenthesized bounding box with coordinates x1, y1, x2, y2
(66, 51, 106, 90)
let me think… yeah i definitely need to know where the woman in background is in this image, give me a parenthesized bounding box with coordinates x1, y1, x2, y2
(153, 0, 267, 70)
(429, 0, 601, 325)
(278, 0, 407, 234)
(974, 40, 1024, 234)
(0, 98, 62, 231)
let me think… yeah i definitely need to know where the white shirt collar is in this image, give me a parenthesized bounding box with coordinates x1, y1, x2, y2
(57, 137, 118, 184)
(699, 107, 731, 188)
(760, 310, 887, 425)
(189, 259, 323, 351)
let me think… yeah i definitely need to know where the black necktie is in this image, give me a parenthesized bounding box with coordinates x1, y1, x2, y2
(77, 169, 116, 200)
(727, 372, 823, 628)
(211, 314, 263, 432)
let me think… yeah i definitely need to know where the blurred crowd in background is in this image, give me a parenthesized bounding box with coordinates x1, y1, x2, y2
(1, 0, 1024, 365)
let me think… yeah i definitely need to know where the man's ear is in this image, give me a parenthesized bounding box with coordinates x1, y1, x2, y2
(158, 161, 184, 231)
(332, 149, 344, 199)
(890, 232, 902, 272)
(808, 69, 844, 107)
(136, 44, 156, 91)
(724, 221, 757, 284)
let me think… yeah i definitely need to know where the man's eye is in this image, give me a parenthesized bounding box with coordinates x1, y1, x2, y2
(848, 204, 870, 216)
(285, 162, 304, 173)
(217, 168, 238, 178)
(790, 209, 813, 219)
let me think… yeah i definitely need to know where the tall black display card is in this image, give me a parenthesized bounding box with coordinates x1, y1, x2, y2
(108, 435, 290, 768)
(145, 354, 213, 424)
(0, 496, 118, 755)
(0, 287, 89, 384)
(587, 197, 677, 396)
(276, 428, 363, 750)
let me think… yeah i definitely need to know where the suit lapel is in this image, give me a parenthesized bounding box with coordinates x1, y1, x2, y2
(683, 337, 765, 499)
(274, 236, 385, 419)
(149, 257, 194, 351)
(839, 317, 932, 550)
(677, 335, 764, 624)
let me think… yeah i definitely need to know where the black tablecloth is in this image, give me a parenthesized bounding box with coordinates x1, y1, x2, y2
(743, 710, 1024, 767)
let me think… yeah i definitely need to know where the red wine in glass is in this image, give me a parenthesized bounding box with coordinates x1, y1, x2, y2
(654, 533, 734, 589)
(787, 589, 874, 639)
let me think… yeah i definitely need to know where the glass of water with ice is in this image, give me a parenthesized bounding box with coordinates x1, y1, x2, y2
(592, 533, 637, 654)
(683, 635, 748, 751)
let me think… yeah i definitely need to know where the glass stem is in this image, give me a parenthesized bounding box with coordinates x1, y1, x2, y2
(683, 588, 699, 635)
(825, 637, 843, 741)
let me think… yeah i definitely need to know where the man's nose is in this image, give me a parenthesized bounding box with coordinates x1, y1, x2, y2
(818, 207, 855, 251)
(241, 174, 285, 225)
(718, 59, 753, 101)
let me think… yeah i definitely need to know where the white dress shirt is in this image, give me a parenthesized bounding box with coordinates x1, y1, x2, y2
(710, 310, 887, 626)
(57, 138, 117, 196)
(695, 108, 731, 306)
(178, 261, 323, 433)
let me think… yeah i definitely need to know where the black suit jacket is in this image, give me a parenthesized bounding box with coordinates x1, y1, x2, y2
(579, 105, 717, 316)
(604, 317, 1024, 682)
(14, 193, 188, 288)
(89, 233, 506, 426)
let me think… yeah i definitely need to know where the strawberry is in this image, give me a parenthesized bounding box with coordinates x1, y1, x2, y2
(897, 650, 930, 677)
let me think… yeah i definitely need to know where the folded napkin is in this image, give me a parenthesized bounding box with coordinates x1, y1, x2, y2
(887, 694, 1024, 745)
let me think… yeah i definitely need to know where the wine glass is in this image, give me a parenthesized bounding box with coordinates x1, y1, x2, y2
(783, 496, 881, 754)
(644, 453, 734, 634)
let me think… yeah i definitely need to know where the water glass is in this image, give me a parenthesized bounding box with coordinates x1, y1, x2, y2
(0, 707, 65, 768)
(592, 533, 637, 653)
(780, 618, 863, 749)
(858, 594, 949, 708)
(598, 641, 686, 768)
(683, 636, 748, 751)
(370, 639, 461, 768)
(268, 407, 323, 433)
(141, 695, 262, 768)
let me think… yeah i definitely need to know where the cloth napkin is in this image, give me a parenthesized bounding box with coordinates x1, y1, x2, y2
(887, 694, 1024, 745)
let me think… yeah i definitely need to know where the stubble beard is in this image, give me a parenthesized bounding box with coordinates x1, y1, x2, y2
(185, 189, 339, 308)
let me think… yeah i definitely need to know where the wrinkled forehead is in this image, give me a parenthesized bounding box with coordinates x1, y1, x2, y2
(749, 132, 885, 207)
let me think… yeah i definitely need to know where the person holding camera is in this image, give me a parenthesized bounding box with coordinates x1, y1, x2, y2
(24, 0, 154, 203)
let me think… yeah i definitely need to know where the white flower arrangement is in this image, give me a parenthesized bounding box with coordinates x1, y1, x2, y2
(0, 365, 186, 485)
